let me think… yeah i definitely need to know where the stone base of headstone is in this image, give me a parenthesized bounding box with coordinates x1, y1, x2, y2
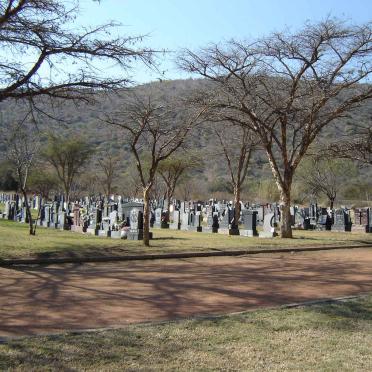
(86, 228, 99, 235)
(169, 222, 181, 230)
(127, 230, 153, 240)
(48, 223, 58, 229)
(71, 225, 84, 233)
(98, 230, 111, 237)
(351, 225, 366, 232)
(332, 224, 352, 232)
(218, 228, 239, 235)
(259, 231, 278, 238)
(316, 224, 331, 231)
(240, 229, 258, 237)
(202, 227, 218, 233)
(110, 231, 123, 239)
(153, 221, 169, 229)
(303, 220, 316, 230)
(189, 226, 202, 232)
(366, 226, 372, 233)
(58, 223, 69, 230)
(229, 228, 240, 236)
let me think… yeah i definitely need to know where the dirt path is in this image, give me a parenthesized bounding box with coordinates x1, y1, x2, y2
(1, 248, 372, 337)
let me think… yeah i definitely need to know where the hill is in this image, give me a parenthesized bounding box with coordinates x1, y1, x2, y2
(0, 78, 371, 204)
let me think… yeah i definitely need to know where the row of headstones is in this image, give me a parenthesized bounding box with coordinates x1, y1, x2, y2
(151, 201, 372, 235)
(151, 201, 277, 238)
(0, 195, 149, 240)
(300, 204, 372, 233)
(1, 193, 371, 237)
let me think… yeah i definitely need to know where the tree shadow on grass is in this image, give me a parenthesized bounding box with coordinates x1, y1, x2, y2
(308, 297, 372, 322)
(152, 237, 188, 241)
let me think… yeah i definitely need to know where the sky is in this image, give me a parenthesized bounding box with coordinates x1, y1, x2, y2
(78, 0, 372, 83)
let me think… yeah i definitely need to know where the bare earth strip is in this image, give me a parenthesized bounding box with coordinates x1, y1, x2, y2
(1, 248, 372, 338)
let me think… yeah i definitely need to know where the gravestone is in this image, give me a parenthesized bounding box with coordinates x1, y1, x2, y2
(43, 205, 51, 227)
(218, 210, 230, 234)
(71, 206, 84, 233)
(169, 209, 181, 230)
(240, 210, 258, 237)
(127, 208, 153, 240)
(259, 212, 278, 238)
(87, 208, 101, 235)
(109, 210, 118, 228)
(367, 208, 372, 233)
(203, 211, 219, 233)
(353, 208, 370, 233)
(316, 208, 332, 231)
(58, 210, 69, 230)
(180, 210, 190, 230)
(189, 211, 202, 232)
(332, 209, 352, 232)
(153, 208, 162, 228)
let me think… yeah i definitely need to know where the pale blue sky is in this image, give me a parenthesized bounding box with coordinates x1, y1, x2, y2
(79, 0, 372, 83)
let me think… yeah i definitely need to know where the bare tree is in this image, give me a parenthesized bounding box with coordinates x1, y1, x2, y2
(157, 153, 203, 214)
(105, 93, 206, 246)
(297, 157, 357, 209)
(214, 122, 258, 228)
(179, 19, 372, 237)
(96, 151, 123, 196)
(3, 121, 40, 235)
(0, 0, 154, 107)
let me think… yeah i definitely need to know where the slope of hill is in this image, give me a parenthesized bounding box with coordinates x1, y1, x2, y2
(0, 78, 371, 202)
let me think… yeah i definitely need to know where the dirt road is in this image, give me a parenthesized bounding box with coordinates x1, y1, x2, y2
(1, 248, 371, 337)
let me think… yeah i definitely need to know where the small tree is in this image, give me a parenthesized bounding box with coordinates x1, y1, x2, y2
(3, 122, 40, 235)
(157, 154, 203, 213)
(213, 122, 258, 228)
(43, 134, 93, 202)
(106, 93, 206, 246)
(296, 157, 357, 208)
(96, 150, 123, 196)
(28, 169, 59, 200)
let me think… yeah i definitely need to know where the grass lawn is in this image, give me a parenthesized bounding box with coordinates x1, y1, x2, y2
(1, 294, 371, 370)
(0, 219, 371, 260)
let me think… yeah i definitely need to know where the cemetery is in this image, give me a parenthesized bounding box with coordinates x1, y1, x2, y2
(0, 192, 371, 261)
(0, 0, 372, 370)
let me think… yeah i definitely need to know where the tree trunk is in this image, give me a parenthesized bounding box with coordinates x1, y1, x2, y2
(21, 189, 34, 235)
(329, 196, 335, 210)
(65, 183, 70, 204)
(143, 186, 151, 247)
(279, 188, 292, 238)
(233, 184, 241, 229)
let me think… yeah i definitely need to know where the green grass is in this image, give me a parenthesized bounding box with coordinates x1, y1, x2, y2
(1, 294, 371, 371)
(0, 219, 371, 260)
